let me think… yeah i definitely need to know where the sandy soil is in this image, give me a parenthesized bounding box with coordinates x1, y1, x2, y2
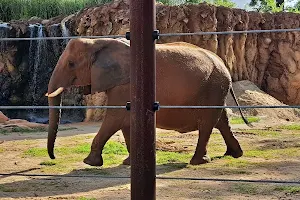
(0, 121, 300, 200)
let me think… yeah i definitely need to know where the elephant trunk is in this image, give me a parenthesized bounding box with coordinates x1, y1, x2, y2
(47, 90, 62, 159)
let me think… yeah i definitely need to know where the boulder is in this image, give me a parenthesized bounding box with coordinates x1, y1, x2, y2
(226, 80, 300, 122)
(83, 92, 108, 122)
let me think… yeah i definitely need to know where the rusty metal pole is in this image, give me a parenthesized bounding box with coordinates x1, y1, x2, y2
(129, 0, 156, 199)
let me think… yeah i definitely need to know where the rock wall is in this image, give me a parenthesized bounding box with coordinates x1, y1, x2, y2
(0, 17, 85, 122)
(74, 0, 300, 106)
(2, 0, 300, 123)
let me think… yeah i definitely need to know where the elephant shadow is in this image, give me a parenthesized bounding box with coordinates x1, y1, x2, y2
(0, 163, 187, 198)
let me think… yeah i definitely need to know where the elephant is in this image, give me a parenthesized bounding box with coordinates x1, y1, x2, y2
(46, 38, 250, 166)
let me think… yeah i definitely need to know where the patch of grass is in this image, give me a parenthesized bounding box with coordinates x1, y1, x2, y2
(102, 142, 128, 155)
(230, 183, 273, 195)
(24, 141, 127, 158)
(0, 148, 4, 153)
(156, 151, 192, 165)
(78, 197, 97, 200)
(245, 147, 300, 159)
(232, 183, 259, 194)
(274, 186, 300, 194)
(208, 156, 254, 169)
(236, 129, 280, 137)
(59, 127, 77, 131)
(102, 154, 126, 167)
(24, 147, 48, 157)
(0, 127, 47, 134)
(73, 144, 91, 154)
(23, 141, 128, 172)
(230, 116, 260, 124)
(0, 130, 9, 135)
(277, 124, 300, 130)
(0, 185, 18, 192)
(18, 125, 300, 176)
(0, 126, 76, 134)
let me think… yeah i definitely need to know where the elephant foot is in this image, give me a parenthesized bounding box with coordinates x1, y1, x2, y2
(122, 156, 130, 165)
(83, 152, 103, 166)
(224, 147, 243, 158)
(189, 155, 211, 165)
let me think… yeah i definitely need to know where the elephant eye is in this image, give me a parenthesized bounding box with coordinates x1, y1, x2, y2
(69, 61, 75, 68)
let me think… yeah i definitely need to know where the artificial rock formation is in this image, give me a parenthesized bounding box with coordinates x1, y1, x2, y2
(226, 80, 300, 121)
(2, 0, 300, 122)
(74, 0, 300, 107)
(0, 17, 84, 122)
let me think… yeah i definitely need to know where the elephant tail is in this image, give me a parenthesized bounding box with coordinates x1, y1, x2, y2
(229, 86, 253, 127)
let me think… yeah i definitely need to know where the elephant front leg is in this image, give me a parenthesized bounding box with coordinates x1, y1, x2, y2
(83, 117, 121, 166)
(215, 109, 243, 158)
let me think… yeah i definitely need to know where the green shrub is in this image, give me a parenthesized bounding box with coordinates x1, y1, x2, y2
(0, 0, 238, 21)
(157, 0, 236, 8)
(0, 0, 112, 21)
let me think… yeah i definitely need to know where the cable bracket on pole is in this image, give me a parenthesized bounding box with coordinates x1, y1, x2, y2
(125, 32, 130, 40)
(153, 102, 160, 112)
(126, 101, 131, 111)
(125, 30, 159, 41)
(152, 30, 160, 40)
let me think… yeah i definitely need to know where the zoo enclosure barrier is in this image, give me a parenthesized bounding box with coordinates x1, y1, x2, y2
(1, 21, 300, 197)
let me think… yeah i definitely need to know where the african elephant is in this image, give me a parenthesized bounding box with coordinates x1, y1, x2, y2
(46, 38, 249, 166)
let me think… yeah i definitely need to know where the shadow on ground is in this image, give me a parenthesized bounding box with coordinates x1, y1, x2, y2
(0, 163, 187, 198)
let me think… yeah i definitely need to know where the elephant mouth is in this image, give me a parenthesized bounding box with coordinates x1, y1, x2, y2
(72, 78, 92, 95)
(72, 77, 78, 85)
(46, 78, 92, 98)
(82, 85, 91, 95)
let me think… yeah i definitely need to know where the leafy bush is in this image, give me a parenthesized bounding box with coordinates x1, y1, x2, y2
(158, 0, 236, 8)
(0, 0, 111, 21)
(0, 0, 238, 21)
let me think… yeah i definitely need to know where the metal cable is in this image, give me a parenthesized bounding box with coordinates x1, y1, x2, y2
(0, 173, 299, 184)
(0, 105, 125, 109)
(1, 28, 300, 41)
(0, 35, 125, 41)
(159, 105, 300, 109)
(0, 173, 129, 179)
(157, 176, 300, 184)
(159, 28, 300, 37)
(1, 105, 300, 110)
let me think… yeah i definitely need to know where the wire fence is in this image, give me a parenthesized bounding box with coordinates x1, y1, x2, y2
(1, 27, 300, 187)
(1, 105, 300, 110)
(0, 105, 126, 109)
(0, 34, 125, 41)
(1, 27, 300, 41)
(1, 173, 300, 185)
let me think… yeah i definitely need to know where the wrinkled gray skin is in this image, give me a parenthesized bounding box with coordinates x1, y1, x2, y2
(47, 38, 249, 166)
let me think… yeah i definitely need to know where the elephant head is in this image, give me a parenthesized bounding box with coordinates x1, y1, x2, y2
(46, 38, 130, 159)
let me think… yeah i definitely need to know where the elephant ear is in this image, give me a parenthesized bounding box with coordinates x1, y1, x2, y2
(91, 41, 130, 93)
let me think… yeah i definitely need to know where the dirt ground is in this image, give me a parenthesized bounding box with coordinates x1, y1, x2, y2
(0, 120, 300, 200)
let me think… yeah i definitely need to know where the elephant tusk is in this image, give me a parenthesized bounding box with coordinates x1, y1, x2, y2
(45, 87, 64, 97)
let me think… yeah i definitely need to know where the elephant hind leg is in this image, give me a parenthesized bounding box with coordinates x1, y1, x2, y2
(190, 112, 218, 165)
(215, 109, 243, 158)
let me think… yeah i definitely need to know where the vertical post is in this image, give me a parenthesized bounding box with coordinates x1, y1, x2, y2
(130, 0, 156, 199)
